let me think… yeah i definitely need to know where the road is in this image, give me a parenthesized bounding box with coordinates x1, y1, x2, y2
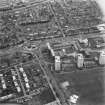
(14, 66, 27, 96)
(34, 52, 70, 105)
(47, 1, 66, 38)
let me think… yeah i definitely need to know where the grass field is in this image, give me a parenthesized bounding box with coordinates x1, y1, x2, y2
(55, 68, 105, 105)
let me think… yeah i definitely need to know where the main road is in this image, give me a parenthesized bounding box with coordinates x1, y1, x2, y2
(34, 51, 70, 105)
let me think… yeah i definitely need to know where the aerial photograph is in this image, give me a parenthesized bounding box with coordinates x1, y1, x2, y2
(0, 0, 105, 105)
